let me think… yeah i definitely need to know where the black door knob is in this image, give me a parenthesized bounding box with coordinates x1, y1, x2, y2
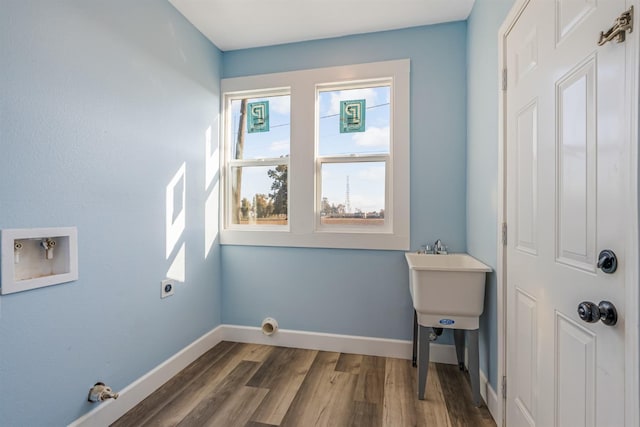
(597, 249, 618, 274)
(577, 300, 618, 326)
(598, 301, 618, 326)
(577, 301, 600, 323)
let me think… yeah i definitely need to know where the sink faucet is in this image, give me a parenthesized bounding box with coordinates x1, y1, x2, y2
(433, 239, 447, 254)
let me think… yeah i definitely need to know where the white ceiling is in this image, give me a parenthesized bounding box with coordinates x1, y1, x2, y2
(169, 0, 475, 51)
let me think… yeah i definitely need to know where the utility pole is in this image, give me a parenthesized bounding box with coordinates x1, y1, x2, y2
(345, 175, 351, 214)
(233, 99, 247, 224)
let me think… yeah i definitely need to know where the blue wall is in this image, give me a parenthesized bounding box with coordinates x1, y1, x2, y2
(0, 1, 222, 425)
(466, 0, 516, 389)
(221, 24, 468, 341)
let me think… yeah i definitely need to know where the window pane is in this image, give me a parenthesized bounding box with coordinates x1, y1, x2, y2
(320, 162, 385, 226)
(230, 165, 288, 225)
(230, 95, 290, 160)
(318, 86, 390, 156)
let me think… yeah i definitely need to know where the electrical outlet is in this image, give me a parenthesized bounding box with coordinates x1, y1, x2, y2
(161, 279, 175, 299)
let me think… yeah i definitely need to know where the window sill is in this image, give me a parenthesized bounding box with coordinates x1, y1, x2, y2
(220, 229, 409, 251)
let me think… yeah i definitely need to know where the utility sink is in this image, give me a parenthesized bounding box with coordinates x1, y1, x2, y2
(405, 253, 492, 330)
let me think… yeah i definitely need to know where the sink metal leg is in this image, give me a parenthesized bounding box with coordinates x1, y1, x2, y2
(412, 310, 418, 367)
(453, 329, 466, 371)
(468, 329, 481, 407)
(417, 325, 430, 400)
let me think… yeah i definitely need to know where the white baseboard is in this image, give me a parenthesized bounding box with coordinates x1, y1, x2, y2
(68, 324, 458, 426)
(480, 370, 501, 426)
(221, 324, 458, 365)
(427, 342, 457, 365)
(461, 349, 501, 425)
(68, 325, 225, 427)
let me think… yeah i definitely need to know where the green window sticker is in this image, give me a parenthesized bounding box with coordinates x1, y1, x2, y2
(248, 101, 269, 133)
(340, 99, 366, 133)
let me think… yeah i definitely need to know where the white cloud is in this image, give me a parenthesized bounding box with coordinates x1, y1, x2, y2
(326, 88, 379, 116)
(352, 126, 390, 147)
(357, 165, 386, 182)
(350, 194, 384, 212)
(269, 96, 290, 115)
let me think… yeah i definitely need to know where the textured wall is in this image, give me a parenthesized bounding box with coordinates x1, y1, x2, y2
(0, 1, 222, 425)
(221, 23, 468, 342)
(466, 0, 516, 388)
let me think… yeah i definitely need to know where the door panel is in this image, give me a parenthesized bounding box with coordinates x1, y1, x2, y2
(555, 0, 596, 43)
(516, 100, 539, 255)
(514, 288, 537, 424)
(516, 28, 538, 82)
(555, 312, 596, 427)
(556, 57, 597, 271)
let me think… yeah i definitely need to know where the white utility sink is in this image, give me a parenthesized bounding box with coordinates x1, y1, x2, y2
(405, 253, 491, 330)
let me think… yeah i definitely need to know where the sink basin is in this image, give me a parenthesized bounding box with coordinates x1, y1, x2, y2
(405, 253, 491, 329)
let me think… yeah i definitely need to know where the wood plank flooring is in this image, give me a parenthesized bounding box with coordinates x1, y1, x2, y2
(113, 342, 496, 427)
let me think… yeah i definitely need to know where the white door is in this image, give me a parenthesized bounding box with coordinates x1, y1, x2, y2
(505, 1, 635, 426)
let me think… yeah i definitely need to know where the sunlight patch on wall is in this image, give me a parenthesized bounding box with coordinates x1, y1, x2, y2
(205, 124, 220, 258)
(166, 163, 186, 259)
(205, 181, 219, 258)
(205, 123, 220, 190)
(166, 242, 186, 282)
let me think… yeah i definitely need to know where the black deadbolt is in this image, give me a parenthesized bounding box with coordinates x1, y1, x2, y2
(597, 249, 618, 274)
(577, 300, 618, 326)
(164, 284, 173, 293)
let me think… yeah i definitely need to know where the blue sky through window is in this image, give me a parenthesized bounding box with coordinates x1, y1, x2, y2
(231, 95, 290, 159)
(321, 162, 386, 214)
(318, 86, 390, 156)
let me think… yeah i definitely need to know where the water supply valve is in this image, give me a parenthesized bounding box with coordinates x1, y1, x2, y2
(14, 242, 22, 264)
(41, 238, 56, 260)
(428, 327, 444, 341)
(87, 382, 119, 403)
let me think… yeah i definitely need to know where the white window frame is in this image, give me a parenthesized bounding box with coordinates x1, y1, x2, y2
(220, 59, 410, 250)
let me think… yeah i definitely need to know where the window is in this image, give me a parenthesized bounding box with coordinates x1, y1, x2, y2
(226, 93, 290, 228)
(221, 60, 409, 250)
(317, 83, 390, 230)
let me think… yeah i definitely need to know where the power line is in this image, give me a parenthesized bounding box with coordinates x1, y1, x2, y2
(265, 102, 390, 129)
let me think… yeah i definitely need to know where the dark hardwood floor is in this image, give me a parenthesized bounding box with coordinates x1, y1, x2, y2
(113, 341, 496, 427)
